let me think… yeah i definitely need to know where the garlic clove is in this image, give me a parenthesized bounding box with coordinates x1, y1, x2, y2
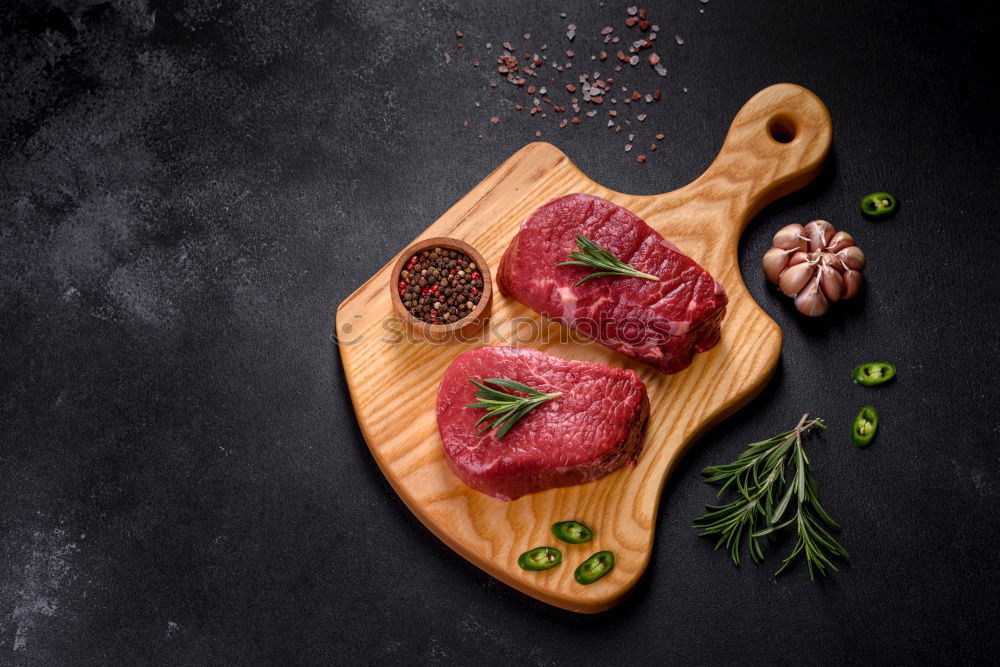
(788, 250, 809, 266)
(804, 220, 835, 252)
(772, 224, 806, 251)
(795, 279, 829, 317)
(778, 261, 816, 297)
(762, 247, 791, 284)
(819, 265, 845, 302)
(837, 245, 866, 271)
(827, 230, 855, 253)
(842, 269, 864, 299)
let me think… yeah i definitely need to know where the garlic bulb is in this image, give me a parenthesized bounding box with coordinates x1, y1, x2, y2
(763, 220, 866, 316)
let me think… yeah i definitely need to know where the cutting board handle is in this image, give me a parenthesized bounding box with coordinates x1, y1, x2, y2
(687, 83, 832, 234)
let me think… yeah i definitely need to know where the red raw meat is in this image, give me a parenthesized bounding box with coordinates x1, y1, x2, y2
(436, 346, 649, 501)
(498, 193, 728, 373)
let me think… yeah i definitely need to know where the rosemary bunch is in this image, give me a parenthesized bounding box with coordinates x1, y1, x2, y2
(693, 415, 849, 579)
(467, 378, 562, 438)
(556, 234, 660, 287)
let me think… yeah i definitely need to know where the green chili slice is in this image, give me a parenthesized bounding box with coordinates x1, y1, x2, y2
(574, 551, 615, 584)
(851, 406, 879, 448)
(551, 520, 594, 544)
(860, 192, 897, 219)
(852, 362, 896, 386)
(517, 546, 562, 571)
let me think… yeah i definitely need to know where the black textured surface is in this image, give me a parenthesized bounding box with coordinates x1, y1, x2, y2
(2, 1, 999, 664)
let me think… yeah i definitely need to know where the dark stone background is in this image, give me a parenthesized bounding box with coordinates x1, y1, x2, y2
(2, 0, 998, 663)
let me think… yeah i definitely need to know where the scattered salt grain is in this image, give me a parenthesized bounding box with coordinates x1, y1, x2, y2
(637, 114, 647, 121)
(675, 34, 684, 45)
(624, 144, 632, 151)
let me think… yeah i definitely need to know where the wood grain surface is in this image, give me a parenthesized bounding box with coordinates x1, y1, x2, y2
(336, 84, 832, 613)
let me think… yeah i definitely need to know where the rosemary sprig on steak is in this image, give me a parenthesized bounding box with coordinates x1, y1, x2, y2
(556, 234, 661, 286)
(467, 378, 562, 438)
(693, 414, 849, 579)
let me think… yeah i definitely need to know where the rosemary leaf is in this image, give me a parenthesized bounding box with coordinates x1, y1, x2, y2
(556, 234, 660, 287)
(466, 378, 562, 439)
(693, 415, 848, 579)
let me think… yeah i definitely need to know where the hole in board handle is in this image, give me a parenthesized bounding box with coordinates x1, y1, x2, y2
(767, 114, 798, 144)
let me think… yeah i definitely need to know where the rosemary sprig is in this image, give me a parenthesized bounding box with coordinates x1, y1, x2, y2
(556, 234, 661, 287)
(466, 378, 562, 438)
(693, 414, 849, 579)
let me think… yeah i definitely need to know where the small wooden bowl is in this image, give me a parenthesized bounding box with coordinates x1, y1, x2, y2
(389, 237, 492, 342)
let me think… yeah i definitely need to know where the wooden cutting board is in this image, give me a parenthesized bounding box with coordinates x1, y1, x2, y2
(336, 84, 831, 613)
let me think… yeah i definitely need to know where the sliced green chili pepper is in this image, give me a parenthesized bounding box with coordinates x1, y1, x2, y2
(517, 546, 562, 571)
(852, 362, 896, 386)
(551, 520, 594, 544)
(574, 550, 615, 584)
(851, 406, 879, 448)
(860, 192, 897, 219)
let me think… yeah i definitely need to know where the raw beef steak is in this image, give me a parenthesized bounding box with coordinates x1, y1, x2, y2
(498, 193, 728, 373)
(436, 346, 649, 501)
